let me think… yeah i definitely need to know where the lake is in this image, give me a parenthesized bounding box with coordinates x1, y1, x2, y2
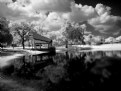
(0, 50, 121, 91)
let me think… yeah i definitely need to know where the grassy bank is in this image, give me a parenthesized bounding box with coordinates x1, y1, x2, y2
(0, 49, 26, 57)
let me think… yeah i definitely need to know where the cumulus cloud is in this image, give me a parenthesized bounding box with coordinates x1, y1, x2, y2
(95, 3, 111, 15)
(34, 12, 64, 31)
(61, 3, 121, 37)
(0, 0, 73, 21)
(62, 2, 98, 22)
(0, 0, 121, 37)
(0, 0, 42, 21)
(88, 4, 121, 35)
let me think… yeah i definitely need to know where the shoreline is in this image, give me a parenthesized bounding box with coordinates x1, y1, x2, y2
(0, 48, 46, 67)
(1, 43, 121, 57)
(57, 43, 121, 52)
(0, 53, 24, 68)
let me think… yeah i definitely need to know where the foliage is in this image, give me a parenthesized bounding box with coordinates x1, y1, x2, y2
(0, 17, 13, 48)
(11, 22, 34, 49)
(94, 36, 105, 45)
(105, 37, 116, 44)
(62, 22, 84, 46)
(84, 35, 105, 45)
(84, 34, 94, 45)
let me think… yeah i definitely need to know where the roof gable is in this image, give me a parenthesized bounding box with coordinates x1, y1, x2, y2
(30, 32, 52, 43)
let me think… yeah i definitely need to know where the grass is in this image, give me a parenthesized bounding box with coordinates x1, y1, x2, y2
(0, 51, 13, 57)
(0, 49, 26, 57)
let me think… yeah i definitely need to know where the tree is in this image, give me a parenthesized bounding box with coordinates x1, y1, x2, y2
(84, 34, 94, 45)
(105, 37, 116, 44)
(63, 21, 83, 48)
(0, 17, 13, 48)
(80, 24, 86, 45)
(116, 36, 121, 43)
(11, 22, 34, 49)
(93, 36, 105, 45)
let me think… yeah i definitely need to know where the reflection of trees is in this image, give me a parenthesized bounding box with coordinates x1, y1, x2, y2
(90, 56, 121, 88)
(105, 51, 121, 58)
(1, 52, 68, 84)
(91, 58, 111, 78)
(10, 53, 54, 79)
(43, 65, 67, 83)
(62, 51, 121, 89)
(1, 51, 121, 90)
(40, 53, 70, 84)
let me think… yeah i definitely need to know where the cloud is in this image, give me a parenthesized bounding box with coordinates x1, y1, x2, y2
(62, 2, 98, 22)
(30, 12, 65, 32)
(0, 0, 12, 3)
(61, 3, 121, 37)
(95, 3, 111, 16)
(0, 0, 73, 21)
(30, 0, 73, 12)
(39, 12, 64, 31)
(0, 2, 23, 18)
(0, 0, 121, 38)
(0, 0, 42, 21)
(88, 4, 121, 35)
(113, 31, 120, 36)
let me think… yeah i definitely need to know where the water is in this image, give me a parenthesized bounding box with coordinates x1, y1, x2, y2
(0, 51, 121, 90)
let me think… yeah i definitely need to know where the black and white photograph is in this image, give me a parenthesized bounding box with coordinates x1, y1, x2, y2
(0, 0, 121, 90)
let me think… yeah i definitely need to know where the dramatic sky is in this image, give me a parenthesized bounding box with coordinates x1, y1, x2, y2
(0, 0, 121, 38)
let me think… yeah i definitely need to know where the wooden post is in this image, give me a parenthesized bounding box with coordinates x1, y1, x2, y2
(48, 41, 52, 48)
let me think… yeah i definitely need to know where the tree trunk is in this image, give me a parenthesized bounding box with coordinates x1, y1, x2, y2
(66, 52, 69, 59)
(65, 39, 68, 48)
(22, 38, 25, 49)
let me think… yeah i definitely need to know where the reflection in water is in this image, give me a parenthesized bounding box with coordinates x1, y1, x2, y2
(0, 51, 121, 90)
